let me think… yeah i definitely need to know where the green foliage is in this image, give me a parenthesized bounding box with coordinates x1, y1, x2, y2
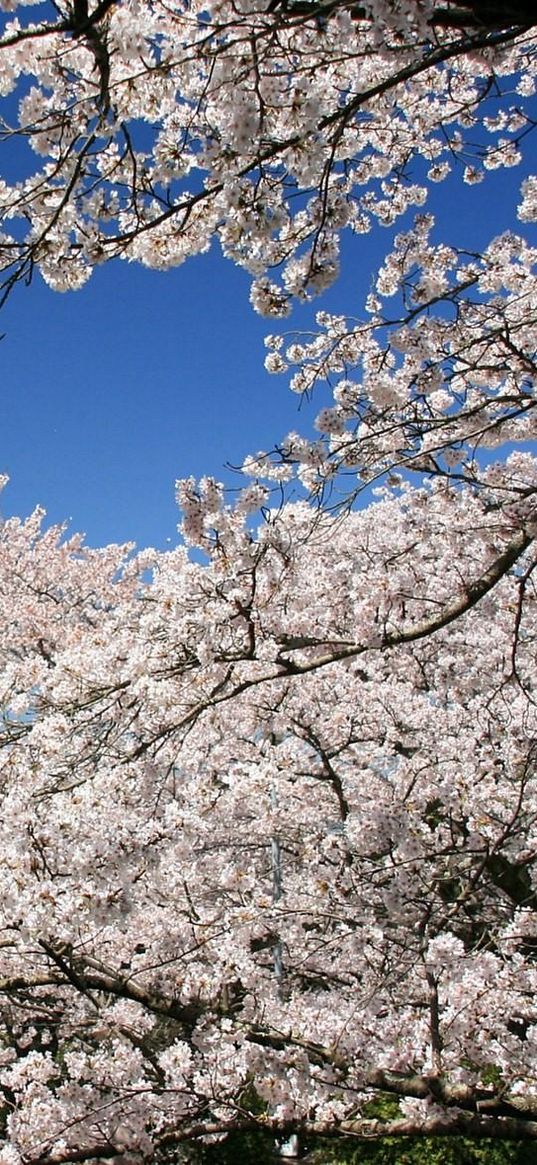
(306, 1136, 535, 1165)
(158, 1099, 534, 1165)
(197, 1128, 278, 1164)
(183, 1130, 537, 1165)
(184, 1127, 535, 1165)
(301, 1090, 534, 1164)
(173, 1088, 537, 1163)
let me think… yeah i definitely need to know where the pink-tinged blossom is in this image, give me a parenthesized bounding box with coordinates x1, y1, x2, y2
(0, 0, 534, 1156)
(0, 0, 530, 306)
(0, 466, 533, 1153)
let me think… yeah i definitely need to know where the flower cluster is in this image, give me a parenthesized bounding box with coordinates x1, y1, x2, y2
(0, 0, 532, 307)
(0, 468, 534, 1154)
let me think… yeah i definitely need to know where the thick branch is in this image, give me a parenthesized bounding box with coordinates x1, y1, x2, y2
(245, 1028, 537, 1121)
(155, 1111, 537, 1149)
(280, 523, 534, 676)
(38, 941, 203, 1031)
(270, 0, 536, 29)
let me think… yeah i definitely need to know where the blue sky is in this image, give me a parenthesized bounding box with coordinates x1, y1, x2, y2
(0, 155, 534, 549)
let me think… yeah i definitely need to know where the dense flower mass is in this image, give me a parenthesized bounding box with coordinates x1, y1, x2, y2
(0, 0, 534, 307)
(0, 463, 535, 1159)
(0, 0, 536, 1158)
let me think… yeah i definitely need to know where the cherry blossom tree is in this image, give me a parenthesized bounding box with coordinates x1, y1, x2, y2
(0, 454, 534, 1161)
(0, 0, 536, 1159)
(0, 0, 534, 306)
(245, 201, 537, 502)
(0, 0, 535, 513)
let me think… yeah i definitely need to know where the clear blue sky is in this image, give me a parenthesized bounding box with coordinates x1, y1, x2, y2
(0, 156, 534, 549)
